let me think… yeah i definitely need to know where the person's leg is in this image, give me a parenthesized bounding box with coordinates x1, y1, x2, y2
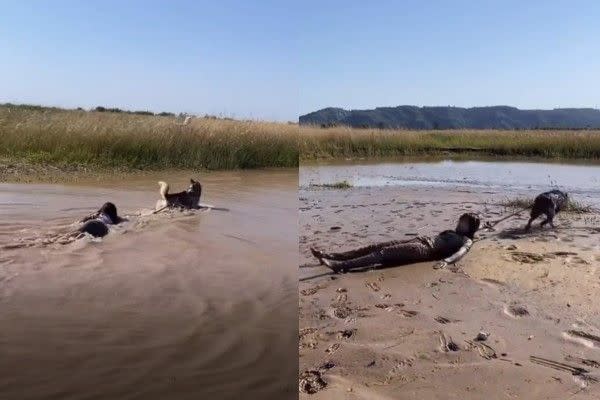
(379, 242, 434, 266)
(322, 251, 384, 273)
(322, 241, 435, 273)
(311, 240, 405, 262)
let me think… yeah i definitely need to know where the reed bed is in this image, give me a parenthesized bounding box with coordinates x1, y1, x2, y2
(300, 125, 600, 160)
(0, 105, 298, 170)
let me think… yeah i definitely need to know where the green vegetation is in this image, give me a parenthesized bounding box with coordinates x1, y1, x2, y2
(300, 126, 600, 160)
(311, 180, 353, 189)
(0, 104, 298, 170)
(501, 196, 594, 214)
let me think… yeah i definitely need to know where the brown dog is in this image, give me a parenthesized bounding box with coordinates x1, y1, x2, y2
(157, 179, 202, 209)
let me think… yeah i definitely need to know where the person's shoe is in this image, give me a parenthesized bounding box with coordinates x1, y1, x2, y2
(310, 247, 325, 264)
(322, 258, 342, 273)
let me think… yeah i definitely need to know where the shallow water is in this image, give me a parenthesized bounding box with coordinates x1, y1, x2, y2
(0, 170, 297, 400)
(301, 158, 600, 206)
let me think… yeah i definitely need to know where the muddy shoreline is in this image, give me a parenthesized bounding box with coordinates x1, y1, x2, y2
(299, 185, 600, 399)
(0, 158, 293, 184)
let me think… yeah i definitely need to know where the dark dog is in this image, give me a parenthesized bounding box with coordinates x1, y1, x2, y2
(79, 202, 124, 237)
(525, 189, 568, 231)
(157, 179, 202, 209)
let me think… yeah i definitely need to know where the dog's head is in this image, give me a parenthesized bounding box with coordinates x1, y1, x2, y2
(455, 212, 481, 239)
(187, 179, 202, 196)
(99, 202, 120, 223)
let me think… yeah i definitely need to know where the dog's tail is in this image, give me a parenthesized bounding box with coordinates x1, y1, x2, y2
(158, 181, 169, 200)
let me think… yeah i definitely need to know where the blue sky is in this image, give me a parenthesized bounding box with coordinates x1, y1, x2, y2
(0, 0, 299, 121)
(1, 1, 599, 121)
(299, 0, 600, 116)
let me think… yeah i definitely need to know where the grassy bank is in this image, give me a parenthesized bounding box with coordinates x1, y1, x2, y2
(0, 104, 298, 170)
(300, 126, 600, 160)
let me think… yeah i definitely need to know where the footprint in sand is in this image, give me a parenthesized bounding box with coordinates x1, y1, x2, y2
(434, 316, 460, 324)
(375, 302, 405, 310)
(382, 358, 415, 384)
(504, 303, 530, 318)
(439, 333, 460, 352)
(332, 305, 352, 319)
(511, 251, 545, 263)
(301, 285, 322, 296)
(332, 292, 348, 305)
(337, 329, 356, 339)
(299, 370, 327, 394)
(314, 309, 331, 321)
(480, 278, 507, 288)
(365, 281, 381, 292)
(571, 256, 590, 265)
(397, 309, 418, 318)
(299, 327, 318, 338)
(325, 343, 341, 354)
(299, 328, 319, 350)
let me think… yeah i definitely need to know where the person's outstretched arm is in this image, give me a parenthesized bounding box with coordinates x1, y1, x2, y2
(434, 238, 473, 269)
(79, 212, 99, 223)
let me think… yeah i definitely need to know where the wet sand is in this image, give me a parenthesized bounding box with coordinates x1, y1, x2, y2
(0, 170, 297, 400)
(299, 185, 600, 399)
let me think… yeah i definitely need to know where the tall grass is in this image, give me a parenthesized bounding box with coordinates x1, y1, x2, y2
(0, 105, 298, 170)
(300, 125, 600, 160)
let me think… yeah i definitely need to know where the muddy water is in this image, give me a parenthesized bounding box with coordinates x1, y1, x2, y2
(0, 170, 297, 400)
(301, 158, 600, 206)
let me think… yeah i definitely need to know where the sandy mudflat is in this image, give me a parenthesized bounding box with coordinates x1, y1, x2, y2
(299, 185, 600, 399)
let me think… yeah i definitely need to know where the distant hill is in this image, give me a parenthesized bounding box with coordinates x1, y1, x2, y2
(299, 106, 600, 130)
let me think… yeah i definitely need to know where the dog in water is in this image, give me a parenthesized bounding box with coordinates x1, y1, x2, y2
(157, 179, 202, 209)
(525, 189, 568, 231)
(79, 202, 125, 237)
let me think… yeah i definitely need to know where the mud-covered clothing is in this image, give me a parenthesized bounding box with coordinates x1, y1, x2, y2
(323, 230, 471, 271)
(78, 212, 116, 238)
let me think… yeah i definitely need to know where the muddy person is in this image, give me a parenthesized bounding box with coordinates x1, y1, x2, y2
(78, 202, 126, 238)
(310, 213, 481, 273)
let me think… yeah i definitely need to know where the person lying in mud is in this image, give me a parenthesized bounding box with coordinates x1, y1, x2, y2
(78, 202, 125, 238)
(1, 202, 125, 250)
(310, 213, 481, 273)
(525, 189, 568, 232)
